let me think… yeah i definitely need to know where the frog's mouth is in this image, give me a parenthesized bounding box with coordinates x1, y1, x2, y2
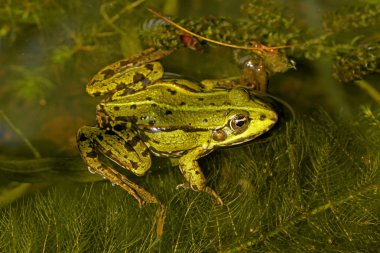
(212, 115, 277, 148)
(229, 125, 276, 146)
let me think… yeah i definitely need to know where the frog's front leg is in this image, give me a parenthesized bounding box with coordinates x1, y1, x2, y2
(201, 59, 267, 92)
(177, 147, 223, 205)
(77, 126, 160, 207)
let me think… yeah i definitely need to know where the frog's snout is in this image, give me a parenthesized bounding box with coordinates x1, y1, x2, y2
(262, 111, 278, 132)
(269, 112, 278, 123)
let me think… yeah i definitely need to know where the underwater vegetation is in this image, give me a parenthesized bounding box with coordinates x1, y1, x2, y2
(0, 0, 379, 252)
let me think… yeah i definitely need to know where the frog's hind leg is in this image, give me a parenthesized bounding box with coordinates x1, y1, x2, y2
(86, 48, 175, 97)
(77, 126, 168, 236)
(77, 126, 159, 207)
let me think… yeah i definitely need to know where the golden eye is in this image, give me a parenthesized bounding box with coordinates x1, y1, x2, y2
(229, 114, 249, 133)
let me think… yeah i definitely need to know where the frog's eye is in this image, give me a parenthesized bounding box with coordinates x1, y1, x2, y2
(229, 114, 249, 133)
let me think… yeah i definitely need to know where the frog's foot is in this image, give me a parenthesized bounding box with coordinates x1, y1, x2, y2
(203, 186, 224, 206)
(97, 167, 166, 237)
(154, 203, 166, 238)
(175, 181, 191, 190)
(87, 159, 160, 207)
(108, 170, 160, 207)
(176, 182, 224, 206)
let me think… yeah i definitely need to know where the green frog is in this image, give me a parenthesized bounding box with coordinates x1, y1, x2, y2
(77, 48, 278, 208)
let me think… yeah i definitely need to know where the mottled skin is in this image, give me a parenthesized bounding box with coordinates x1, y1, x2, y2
(77, 48, 277, 209)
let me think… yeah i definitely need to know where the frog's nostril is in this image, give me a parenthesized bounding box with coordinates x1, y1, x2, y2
(270, 113, 277, 122)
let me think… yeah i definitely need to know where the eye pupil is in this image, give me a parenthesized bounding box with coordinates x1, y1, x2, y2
(230, 114, 249, 133)
(235, 120, 245, 128)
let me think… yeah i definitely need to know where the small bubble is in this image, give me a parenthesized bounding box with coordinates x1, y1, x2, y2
(111, 182, 116, 186)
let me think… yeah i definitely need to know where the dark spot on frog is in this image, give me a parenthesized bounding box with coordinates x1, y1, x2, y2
(105, 129, 116, 135)
(198, 97, 204, 101)
(188, 122, 192, 126)
(195, 171, 200, 175)
(203, 119, 208, 123)
(124, 142, 134, 152)
(167, 88, 177, 95)
(130, 104, 137, 110)
(116, 82, 127, 90)
(145, 63, 154, 71)
(223, 101, 231, 106)
(105, 150, 113, 157)
(259, 114, 266, 121)
(78, 133, 88, 142)
(152, 139, 160, 144)
(133, 73, 145, 83)
(114, 124, 127, 131)
(224, 109, 232, 116)
(165, 110, 172, 115)
(180, 102, 186, 106)
(119, 60, 129, 66)
(146, 97, 152, 101)
(129, 135, 140, 146)
(139, 133, 149, 142)
(141, 78, 151, 87)
(141, 148, 150, 157)
(113, 106, 120, 111)
(149, 120, 156, 126)
(97, 134, 104, 141)
(92, 92, 101, 96)
(151, 103, 157, 107)
(86, 151, 97, 158)
(99, 117, 109, 127)
(130, 160, 139, 169)
(101, 69, 115, 79)
(121, 87, 136, 96)
(209, 102, 215, 106)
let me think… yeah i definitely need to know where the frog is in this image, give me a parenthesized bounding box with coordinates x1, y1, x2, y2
(77, 48, 278, 210)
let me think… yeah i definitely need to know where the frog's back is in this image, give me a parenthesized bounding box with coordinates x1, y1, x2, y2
(104, 78, 236, 130)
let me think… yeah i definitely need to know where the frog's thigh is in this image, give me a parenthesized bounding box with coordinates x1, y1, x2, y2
(77, 126, 151, 176)
(87, 61, 164, 97)
(86, 48, 174, 97)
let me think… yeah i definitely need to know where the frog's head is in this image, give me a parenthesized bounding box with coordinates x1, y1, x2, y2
(210, 89, 278, 148)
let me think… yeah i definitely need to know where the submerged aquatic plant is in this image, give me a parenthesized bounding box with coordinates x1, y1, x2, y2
(0, 0, 379, 252)
(0, 110, 379, 251)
